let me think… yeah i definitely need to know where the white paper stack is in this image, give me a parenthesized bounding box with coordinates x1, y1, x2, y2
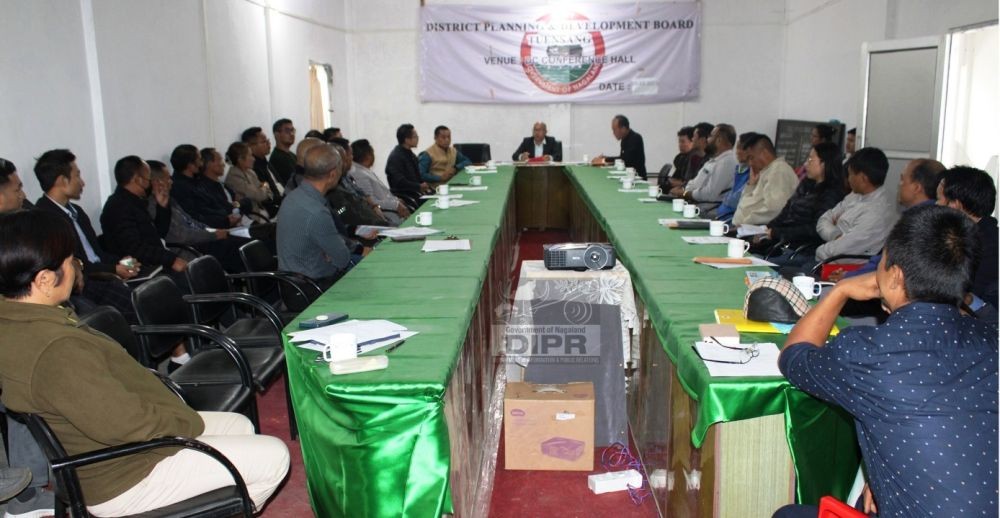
(422, 239, 471, 252)
(693, 341, 782, 377)
(289, 319, 419, 354)
(378, 227, 442, 239)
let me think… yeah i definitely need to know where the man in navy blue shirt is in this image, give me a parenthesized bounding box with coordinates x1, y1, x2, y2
(775, 205, 998, 517)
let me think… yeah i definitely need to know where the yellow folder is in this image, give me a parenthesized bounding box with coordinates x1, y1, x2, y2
(714, 309, 839, 336)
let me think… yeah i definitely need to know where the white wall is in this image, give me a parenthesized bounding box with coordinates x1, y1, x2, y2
(781, 0, 998, 133)
(347, 0, 786, 175)
(1, 0, 996, 226)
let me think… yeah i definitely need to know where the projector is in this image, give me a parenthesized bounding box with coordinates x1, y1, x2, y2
(543, 243, 616, 271)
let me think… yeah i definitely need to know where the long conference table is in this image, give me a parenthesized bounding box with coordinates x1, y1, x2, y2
(281, 164, 860, 518)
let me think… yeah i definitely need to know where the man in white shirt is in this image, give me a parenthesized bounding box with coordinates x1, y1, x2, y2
(815, 147, 898, 261)
(732, 135, 798, 226)
(674, 123, 738, 211)
(348, 139, 410, 226)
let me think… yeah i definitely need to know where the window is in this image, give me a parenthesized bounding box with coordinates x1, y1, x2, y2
(309, 62, 334, 130)
(939, 23, 998, 172)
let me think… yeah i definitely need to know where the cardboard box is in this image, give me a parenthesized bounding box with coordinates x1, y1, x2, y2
(504, 381, 595, 471)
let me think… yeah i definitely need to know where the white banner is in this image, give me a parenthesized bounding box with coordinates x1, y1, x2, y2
(420, 3, 701, 104)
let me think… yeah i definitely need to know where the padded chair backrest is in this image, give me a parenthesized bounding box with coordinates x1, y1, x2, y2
(239, 240, 280, 305)
(132, 276, 194, 361)
(239, 240, 277, 271)
(79, 306, 143, 363)
(454, 143, 491, 164)
(187, 255, 231, 323)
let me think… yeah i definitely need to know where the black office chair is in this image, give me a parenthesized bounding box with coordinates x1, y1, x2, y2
(79, 306, 259, 431)
(454, 143, 491, 164)
(237, 240, 323, 320)
(132, 277, 285, 397)
(184, 256, 297, 438)
(5, 411, 253, 518)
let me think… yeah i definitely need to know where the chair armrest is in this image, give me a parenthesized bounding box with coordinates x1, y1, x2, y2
(226, 271, 323, 301)
(762, 239, 790, 260)
(183, 293, 284, 335)
(147, 368, 187, 401)
(131, 324, 254, 389)
(52, 437, 253, 515)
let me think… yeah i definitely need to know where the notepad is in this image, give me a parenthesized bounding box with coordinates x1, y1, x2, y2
(736, 224, 767, 238)
(444, 199, 481, 208)
(682, 236, 732, 245)
(422, 239, 471, 252)
(693, 341, 782, 377)
(693, 257, 777, 269)
(450, 186, 488, 191)
(378, 227, 442, 238)
(714, 309, 840, 335)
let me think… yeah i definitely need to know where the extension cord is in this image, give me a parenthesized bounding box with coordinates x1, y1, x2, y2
(587, 469, 643, 494)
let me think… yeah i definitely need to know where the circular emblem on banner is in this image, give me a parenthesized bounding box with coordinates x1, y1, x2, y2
(520, 13, 605, 95)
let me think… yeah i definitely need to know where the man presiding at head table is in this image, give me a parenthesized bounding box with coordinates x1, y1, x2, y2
(591, 114, 646, 179)
(512, 122, 562, 162)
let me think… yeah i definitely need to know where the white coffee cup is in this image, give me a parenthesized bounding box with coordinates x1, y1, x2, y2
(486, 160, 496, 168)
(614, 159, 625, 171)
(470, 175, 482, 186)
(683, 204, 701, 218)
(416, 212, 433, 226)
(436, 184, 449, 195)
(622, 178, 634, 190)
(436, 196, 451, 209)
(672, 198, 685, 212)
(582, 154, 590, 163)
(727, 238, 750, 258)
(709, 220, 730, 237)
(792, 275, 823, 300)
(625, 167, 636, 179)
(648, 185, 662, 198)
(324, 333, 357, 362)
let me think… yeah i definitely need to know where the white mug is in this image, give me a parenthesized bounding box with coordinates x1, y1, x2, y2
(416, 212, 433, 226)
(622, 178, 634, 190)
(486, 160, 496, 168)
(582, 154, 590, 163)
(469, 175, 482, 186)
(672, 199, 685, 212)
(709, 220, 730, 237)
(614, 159, 625, 171)
(436, 196, 451, 209)
(436, 184, 449, 195)
(683, 204, 701, 218)
(625, 167, 636, 180)
(727, 238, 750, 258)
(324, 333, 357, 362)
(648, 185, 662, 198)
(792, 275, 824, 300)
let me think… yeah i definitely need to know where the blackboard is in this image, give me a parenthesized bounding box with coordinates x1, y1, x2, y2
(773, 119, 846, 168)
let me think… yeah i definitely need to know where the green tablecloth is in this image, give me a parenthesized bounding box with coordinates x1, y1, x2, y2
(283, 165, 858, 517)
(563, 166, 859, 503)
(282, 167, 515, 518)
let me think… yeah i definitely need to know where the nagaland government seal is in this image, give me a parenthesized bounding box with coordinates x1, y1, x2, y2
(520, 13, 605, 95)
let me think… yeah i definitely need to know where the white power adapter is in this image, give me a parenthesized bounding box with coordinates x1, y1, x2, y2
(587, 469, 644, 494)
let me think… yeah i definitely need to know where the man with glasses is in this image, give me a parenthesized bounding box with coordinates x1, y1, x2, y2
(270, 118, 297, 185)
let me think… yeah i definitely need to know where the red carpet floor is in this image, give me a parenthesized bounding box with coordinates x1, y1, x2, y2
(256, 231, 658, 517)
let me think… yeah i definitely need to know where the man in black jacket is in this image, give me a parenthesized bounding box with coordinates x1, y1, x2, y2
(33, 149, 139, 322)
(512, 122, 562, 162)
(592, 114, 646, 179)
(385, 123, 430, 209)
(100, 156, 189, 283)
